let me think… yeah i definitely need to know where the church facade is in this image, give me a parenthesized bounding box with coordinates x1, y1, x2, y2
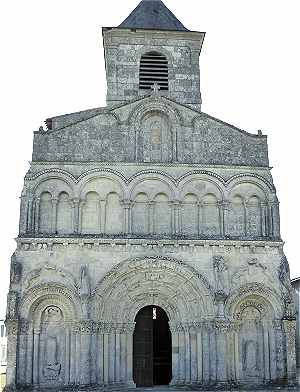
(5, 0, 297, 390)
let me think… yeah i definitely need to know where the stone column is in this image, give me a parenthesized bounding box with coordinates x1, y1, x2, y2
(72, 198, 80, 234)
(222, 201, 230, 237)
(202, 323, 210, 384)
(122, 200, 132, 234)
(99, 199, 106, 233)
(51, 197, 58, 234)
(79, 321, 91, 385)
(170, 324, 179, 385)
(64, 327, 71, 385)
(271, 197, 281, 239)
(108, 329, 116, 383)
(78, 200, 85, 234)
(149, 201, 155, 235)
(273, 320, 285, 381)
(184, 325, 191, 383)
(243, 201, 248, 236)
(195, 324, 202, 384)
(34, 197, 40, 234)
(115, 327, 121, 383)
(120, 331, 127, 383)
(215, 321, 228, 383)
(125, 324, 135, 387)
(260, 201, 267, 237)
(173, 201, 181, 235)
(19, 193, 28, 234)
(25, 327, 34, 385)
(33, 328, 40, 385)
(283, 319, 297, 385)
(178, 327, 186, 383)
(190, 325, 198, 384)
(18, 321, 29, 385)
(69, 327, 77, 384)
(218, 201, 225, 237)
(5, 320, 19, 389)
(198, 202, 203, 236)
(262, 321, 271, 382)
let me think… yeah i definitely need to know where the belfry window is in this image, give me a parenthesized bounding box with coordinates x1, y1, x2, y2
(139, 51, 169, 91)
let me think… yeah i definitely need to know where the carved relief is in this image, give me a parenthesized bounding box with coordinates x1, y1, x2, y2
(10, 255, 22, 284)
(41, 307, 64, 383)
(6, 291, 18, 320)
(140, 112, 173, 163)
(231, 258, 268, 287)
(239, 306, 263, 381)
(25, 264, 77, 290)
(213, 255, 228, 293)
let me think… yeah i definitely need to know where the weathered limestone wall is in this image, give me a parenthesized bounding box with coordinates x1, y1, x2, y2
(102, 28, 204, 109)
(5, 239, 297, 389)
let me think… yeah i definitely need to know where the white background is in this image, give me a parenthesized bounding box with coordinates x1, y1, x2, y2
(0, 0, 299, 317)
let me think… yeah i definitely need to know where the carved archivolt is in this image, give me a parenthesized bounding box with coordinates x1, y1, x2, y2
(225, 283, 283, 320)
(92, 256, 214, 323)
(19, 283, 82, 325)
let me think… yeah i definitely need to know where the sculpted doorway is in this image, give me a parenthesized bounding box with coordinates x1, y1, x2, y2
(133, 306, 172, 387)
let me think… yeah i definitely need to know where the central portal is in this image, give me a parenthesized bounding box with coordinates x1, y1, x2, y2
(133, 305, 172, 387)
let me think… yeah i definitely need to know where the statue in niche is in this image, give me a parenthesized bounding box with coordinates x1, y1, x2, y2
(141, 113, 172, 163)
(10, 254, 22, 284)
(42, 307, 63, 382)
(243, 340, 259, 377)
(79, 265, 90, 297)
(6, 291, 18, 319)
(278, 255, 295, 318)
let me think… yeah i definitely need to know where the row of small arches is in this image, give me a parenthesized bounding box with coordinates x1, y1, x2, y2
(37, 190, 266, 237)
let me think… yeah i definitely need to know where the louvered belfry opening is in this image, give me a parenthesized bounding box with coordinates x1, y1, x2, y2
(139, 51, 169, 91)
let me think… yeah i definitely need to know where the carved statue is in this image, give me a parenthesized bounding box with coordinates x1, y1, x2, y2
(10, 255, 22, 284)
(243, 340, 258, 377)
(42, 307, 63, 382)
(213, 255, 228, 293)
(278, 255, 296, 319)
(6, 291, 18, 319)
(79, 265, 90, 297)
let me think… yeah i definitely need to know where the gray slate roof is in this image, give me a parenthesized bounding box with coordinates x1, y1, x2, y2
(119, 0, 188, 31)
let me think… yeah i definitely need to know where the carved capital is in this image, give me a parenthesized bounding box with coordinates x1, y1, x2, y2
(5, 319, 19, 336)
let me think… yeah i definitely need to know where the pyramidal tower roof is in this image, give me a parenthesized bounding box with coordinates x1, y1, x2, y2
(119, 0, 188, 31)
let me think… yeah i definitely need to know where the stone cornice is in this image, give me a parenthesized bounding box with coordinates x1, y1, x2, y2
(16, 236, 284, 253)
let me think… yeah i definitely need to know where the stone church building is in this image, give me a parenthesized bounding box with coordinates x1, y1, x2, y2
(5, 0, 297, 390)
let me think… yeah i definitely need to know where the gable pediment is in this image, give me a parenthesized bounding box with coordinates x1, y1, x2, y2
(33, 96, 268, 167)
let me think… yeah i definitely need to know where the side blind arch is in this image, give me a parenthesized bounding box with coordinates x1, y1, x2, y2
(139, 51, 169, 91)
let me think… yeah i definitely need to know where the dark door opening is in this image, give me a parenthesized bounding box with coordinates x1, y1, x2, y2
(133, 305, 172, 387)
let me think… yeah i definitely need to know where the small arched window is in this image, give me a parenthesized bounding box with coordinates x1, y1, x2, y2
(139, 51, 169, 91)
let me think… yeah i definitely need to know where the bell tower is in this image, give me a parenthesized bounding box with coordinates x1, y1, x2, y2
(102, 0, 205, 110)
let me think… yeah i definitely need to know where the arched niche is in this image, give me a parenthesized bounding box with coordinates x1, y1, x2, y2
(138, 111, 173, 163)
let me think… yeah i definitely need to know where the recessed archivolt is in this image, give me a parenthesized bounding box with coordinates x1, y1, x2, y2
(33, 176, 74, 198)
(130, 176, 176, 201)
(225, 283, 284, 320)
(79, 175, 126, 200)
(92, 256, 214, 323)
(19, 283, 81, 323)
(127, 97, 183, 127)
(178, 175, 224, 201)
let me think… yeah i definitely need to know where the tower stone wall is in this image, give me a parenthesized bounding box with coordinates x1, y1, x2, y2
(5, 1, 297, 390)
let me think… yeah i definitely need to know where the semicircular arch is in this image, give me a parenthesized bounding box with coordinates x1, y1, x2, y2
(92, 256, 214, 323)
